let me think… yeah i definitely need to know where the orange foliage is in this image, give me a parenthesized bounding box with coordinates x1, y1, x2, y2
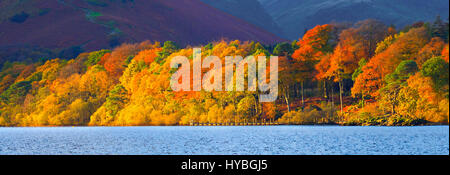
(0, 74, 15, 93)
(326, 28, 366, 81)
(416, 37, 445, 67)
(314, 54, 332, 80)
(353, 19, 390, 58)
(15, 65, 36, 82)
(442, 44, 449, 62)
(262, 103, 276, 120)
(292, 24, 333, 61)
(133, 48, 162, 65)
(98, 52, 111, 66)
(102, 41, 155, 78)
(352, 27, 429, 97)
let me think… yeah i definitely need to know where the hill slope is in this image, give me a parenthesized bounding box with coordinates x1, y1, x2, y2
(258, 0, 450, 39)
(0, 0, 283, 62)
(200, 0, 285, 38)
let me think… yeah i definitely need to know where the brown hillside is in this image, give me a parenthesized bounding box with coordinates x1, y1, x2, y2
(0, 0, 284, 53)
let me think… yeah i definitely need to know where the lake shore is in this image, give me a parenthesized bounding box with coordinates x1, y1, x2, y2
(1, 122, 448, 127)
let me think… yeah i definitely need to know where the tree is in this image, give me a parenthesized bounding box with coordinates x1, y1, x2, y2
(155, 41, 179, 64)
(431, 15, 448, 41)
(237, 95, 256, 123)
(350, 58, 368, 106)
(262, 102, 277, 122)
(416, 37, 445, 67)
(105, 85, 129, 117)
(273, 42, 293, 57)
(278, 56, 296, 112)
(353, 19, 389, 58)
(421, 57, 449, 94)
(85, 49, 111, 68)
(322, 20, 388, 113)
(315, 54, 333, 102)
(292, 24, 334, 61)
(380, 60, 419, 115)
(133, 48, 161, 65)
(352, 58, 368, 82)
(0, 75, 15, 94)
(442, 44, 449, 62)
(353, 27, 429, 97)
(0, 81, 32, 104)
(325, 28, 365, 113)
(400, 73, 448, 123)
(103, 41, 154, 78)
(292, 24, 335, 108)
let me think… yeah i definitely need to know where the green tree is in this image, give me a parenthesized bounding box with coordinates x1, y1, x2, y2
(352, 58, 367, 81)
(85, 49, 111, 68)
(0, 81, 32, 104)
(273, 42, 293, 57)
(156, 41, 179, 64)
(237, 95, 256, 123)
(421, 57, 449, 94)
(431, 15, 448, 42)
(105, 85, 129, 117)
(380, 60, 419, 114)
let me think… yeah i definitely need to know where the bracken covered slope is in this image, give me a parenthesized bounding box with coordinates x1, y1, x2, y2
(0, 0, 283, 52)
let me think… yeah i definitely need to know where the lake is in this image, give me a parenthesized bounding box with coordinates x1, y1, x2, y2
(0, 126, 448, 155)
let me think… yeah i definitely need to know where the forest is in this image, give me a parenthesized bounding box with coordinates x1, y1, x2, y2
(0, 18, 448, 126)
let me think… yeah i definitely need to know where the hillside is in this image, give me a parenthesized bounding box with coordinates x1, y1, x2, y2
(258, 0, 450, 39)
(200, 0, 285, 38)
(0, 0, 283, 63)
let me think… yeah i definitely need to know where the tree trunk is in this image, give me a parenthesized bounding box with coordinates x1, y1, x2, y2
(331, 82, 334, 119)
(339, 80, 343, 114)
(254, 95, 258, 117)
(361, 92, 365, 108)
(284, 86, 290, 112)
(285, 95, 290, 112)
(301, 81, 305, 109)
(391, 94, 395, 115)
(323, 80, 327, 99)
(391, 104, 395, 115)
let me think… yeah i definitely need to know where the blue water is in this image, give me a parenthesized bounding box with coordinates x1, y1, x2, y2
(0, 126, 448, 155)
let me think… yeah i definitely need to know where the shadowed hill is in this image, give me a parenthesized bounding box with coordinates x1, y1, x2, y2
(200, 0, 285, 38)
(0, 0, 284, 63)
(258, 0, 449, 39)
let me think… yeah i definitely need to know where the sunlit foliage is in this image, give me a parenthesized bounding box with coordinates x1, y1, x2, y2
(0, 19, 448, 126)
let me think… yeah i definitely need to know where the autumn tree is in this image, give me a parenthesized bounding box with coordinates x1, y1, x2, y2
(105, 84, 129, 117)
(421, 57, 449, 95)
(292, 24, 334, 61)
(155, 41, 179, 64)
(350, 58, 368, 106)
(380, 60, 419, 115)
(353, 19, 390, 58)
(416, 37, 445, 67)
(85, 49, 111, 68)
(292, 24, 334, 108)
(442, 44, 449, 62)
(273, 42, 293, 57)
(102, 41, 154, 79)
(325, 28, 365, 113)
(320, 20, 389, 112)
(353, 27, 429, 98)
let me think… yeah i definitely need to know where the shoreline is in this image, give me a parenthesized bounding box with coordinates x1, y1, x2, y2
(0, 123, 448, 128)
